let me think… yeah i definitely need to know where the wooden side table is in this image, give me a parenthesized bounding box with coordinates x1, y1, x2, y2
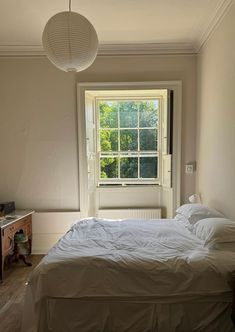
(0, 210, 34, 281)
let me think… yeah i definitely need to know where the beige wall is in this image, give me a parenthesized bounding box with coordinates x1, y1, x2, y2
(196, 3, 235, 219)
(0, 59, 79, 210)
(0, 54, 196, 211)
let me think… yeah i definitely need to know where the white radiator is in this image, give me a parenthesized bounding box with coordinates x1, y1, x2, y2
(97, 208, 161, 219)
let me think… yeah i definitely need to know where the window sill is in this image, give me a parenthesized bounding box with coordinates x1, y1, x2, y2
(97, 184, 161, 189)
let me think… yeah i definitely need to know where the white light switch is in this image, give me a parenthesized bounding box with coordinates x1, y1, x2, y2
(185, 164, 194, 174)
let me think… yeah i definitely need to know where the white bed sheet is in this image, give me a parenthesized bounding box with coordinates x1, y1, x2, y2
(22, 218, 235, 331)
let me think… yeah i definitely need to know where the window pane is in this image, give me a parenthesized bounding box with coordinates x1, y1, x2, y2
(140, 129, 157, 151)
(100, 129, 118, 151)
(100, 157, 118, 178)
(140, 157, 158, 178)
(120, 157, 138, 178)
(120, 129, 138, 151)
(119, 101, 138, 128)
(139, 100, 159, 127)
(99, 101, 118, 128)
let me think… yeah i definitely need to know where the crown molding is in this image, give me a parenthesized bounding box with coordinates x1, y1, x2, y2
(0, 42, 196, 58)
(98, 43, 196, 56)
(195, 0, 234, 52)
(0, 0, 233, 58)
(0, 45, 45, 57)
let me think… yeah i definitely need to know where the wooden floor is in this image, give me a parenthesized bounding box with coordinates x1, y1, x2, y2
(0, 255, 44, 332)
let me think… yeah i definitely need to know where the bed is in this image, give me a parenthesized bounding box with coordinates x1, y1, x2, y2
(22, 204, 235, 332)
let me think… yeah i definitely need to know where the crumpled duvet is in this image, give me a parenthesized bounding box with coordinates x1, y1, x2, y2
(28, 217, 235, 301)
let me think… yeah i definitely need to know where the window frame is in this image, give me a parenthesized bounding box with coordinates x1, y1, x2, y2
(95, 96, 163, 186)
(77, 81, 182, 219)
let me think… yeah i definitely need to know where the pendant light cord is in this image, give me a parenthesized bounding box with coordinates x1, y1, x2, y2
(69, 0, 72, 12)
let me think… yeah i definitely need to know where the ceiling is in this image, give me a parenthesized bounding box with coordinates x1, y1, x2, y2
(0, 0, 233, 56)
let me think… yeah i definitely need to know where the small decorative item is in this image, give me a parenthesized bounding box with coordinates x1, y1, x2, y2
(42, 0, 98, 72)
(11, 230, 32, 266)
(14, 230, 28, 244)
(189, 194, 201, 203)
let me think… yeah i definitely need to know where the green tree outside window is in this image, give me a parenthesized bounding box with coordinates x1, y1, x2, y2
(98, 99, 159, 181)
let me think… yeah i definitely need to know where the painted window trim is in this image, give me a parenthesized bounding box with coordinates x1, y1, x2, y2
(96, 96, 161, 185)
(77, 81, 182, 218)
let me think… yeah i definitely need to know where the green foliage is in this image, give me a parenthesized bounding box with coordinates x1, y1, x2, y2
(120, 158, 138, 178)
(99, 102, 118, 128)
(100, 157, 118, 178)
(139, 100, 158, 127)
(120, 129, 138, 151)
(140, 129, 157, 150)
(100, 129, 118, 151)
(140, 157, 158, 178)
(99, 100, 159, 180)
(119, 101, 138, 128)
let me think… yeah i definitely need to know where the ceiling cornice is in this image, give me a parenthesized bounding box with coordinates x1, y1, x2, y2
(195, 0, 234, 52)
(0, 0, 233, 58)
(0, 45, 45, 57)
(98, 43, 196, 56)
(0, 42, 196, 58)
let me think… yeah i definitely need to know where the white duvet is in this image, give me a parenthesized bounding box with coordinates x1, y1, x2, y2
(28, 218, 235, 301)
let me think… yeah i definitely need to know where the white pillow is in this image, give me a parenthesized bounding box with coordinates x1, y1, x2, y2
(174, 214, 193, 230)
(176, 203, 223, 225)
(194, 218, 235, 247)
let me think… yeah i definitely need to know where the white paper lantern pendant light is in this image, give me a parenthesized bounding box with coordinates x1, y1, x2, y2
(42, 0, 98, 72)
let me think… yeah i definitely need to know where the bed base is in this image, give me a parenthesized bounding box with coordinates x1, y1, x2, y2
(23, 297, 235, 332)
